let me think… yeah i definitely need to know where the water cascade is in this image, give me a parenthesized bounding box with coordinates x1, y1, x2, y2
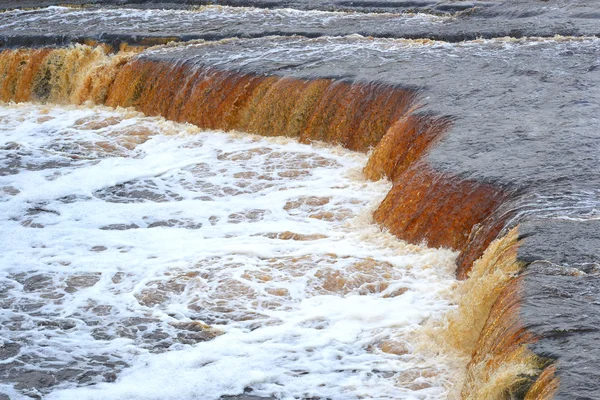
(0, 42, 543, 400)
(0, 44, 514, 275)
(1, 2, 599, 399)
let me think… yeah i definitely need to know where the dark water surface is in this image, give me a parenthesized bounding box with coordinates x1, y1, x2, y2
(0, 1, 599, 47)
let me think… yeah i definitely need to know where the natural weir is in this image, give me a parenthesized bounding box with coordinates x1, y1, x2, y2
(1, 2, 599, 399)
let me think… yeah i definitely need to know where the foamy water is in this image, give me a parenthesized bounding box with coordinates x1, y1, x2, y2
(0, 5, 447, 34)
(0, 103, 457, 400)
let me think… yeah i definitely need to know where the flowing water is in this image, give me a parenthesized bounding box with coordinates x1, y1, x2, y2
(1, 0, 599, 396)
(2, 2, 595, 397)
(0, 103, 457, 400)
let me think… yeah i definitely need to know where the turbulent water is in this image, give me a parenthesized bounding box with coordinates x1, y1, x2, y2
(0, 6, 446, 34)
(0, 103, 457, 400)
(0, 5, 448, 47)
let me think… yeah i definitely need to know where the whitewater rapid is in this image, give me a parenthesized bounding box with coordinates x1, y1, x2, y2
(0, 103, 457, 400)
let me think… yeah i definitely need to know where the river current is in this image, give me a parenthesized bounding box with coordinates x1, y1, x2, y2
(0, 103, 457, 400)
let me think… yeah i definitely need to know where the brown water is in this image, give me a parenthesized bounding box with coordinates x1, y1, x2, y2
(0, 102, 463, 399)
(2, 25, 592, 397)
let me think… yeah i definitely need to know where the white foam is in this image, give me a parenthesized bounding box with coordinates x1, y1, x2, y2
(0, 103, 457, 399)
(0, 6, 448, 35)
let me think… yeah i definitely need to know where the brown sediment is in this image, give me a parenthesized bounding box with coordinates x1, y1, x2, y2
(0, 44, 556, 397)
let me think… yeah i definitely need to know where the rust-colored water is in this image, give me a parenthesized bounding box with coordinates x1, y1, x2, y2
(435, 228, 556, 399)
(372, 162, 509, 266)
(0, 44, 555, 399)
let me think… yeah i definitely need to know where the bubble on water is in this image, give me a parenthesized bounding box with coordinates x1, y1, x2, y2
(0, 103, 457, 399)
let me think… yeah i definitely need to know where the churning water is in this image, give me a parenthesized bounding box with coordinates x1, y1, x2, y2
(0, 103, 457, 399)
